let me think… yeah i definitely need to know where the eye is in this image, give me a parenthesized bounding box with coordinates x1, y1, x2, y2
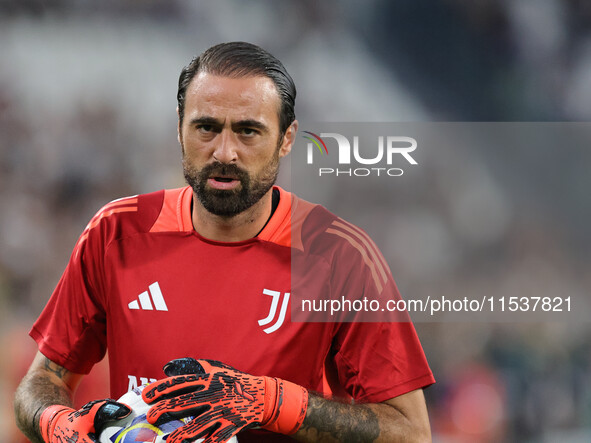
(239, 127, 259, 137)
(197, 124, 214, 133)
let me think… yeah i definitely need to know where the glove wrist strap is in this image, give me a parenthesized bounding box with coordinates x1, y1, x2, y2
(39, 405, 72, 442)
(262, 377, 309, 435)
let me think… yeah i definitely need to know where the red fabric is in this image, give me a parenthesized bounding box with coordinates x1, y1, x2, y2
(31, 186, 434, 442)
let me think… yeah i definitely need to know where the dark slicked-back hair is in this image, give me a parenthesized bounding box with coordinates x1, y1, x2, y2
(177, 42, 297, 136)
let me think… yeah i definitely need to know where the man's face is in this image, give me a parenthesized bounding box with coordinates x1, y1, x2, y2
(179, 72, 294, 217)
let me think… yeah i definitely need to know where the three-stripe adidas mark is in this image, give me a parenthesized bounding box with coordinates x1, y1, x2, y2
(128, 282, 168, 311)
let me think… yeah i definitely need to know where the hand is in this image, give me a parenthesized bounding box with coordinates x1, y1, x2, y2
(39, 399, 131, 443)
(142, 358, 308, 443)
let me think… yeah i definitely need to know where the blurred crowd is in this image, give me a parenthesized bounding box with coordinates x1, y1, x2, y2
(1, 1, 590, 442)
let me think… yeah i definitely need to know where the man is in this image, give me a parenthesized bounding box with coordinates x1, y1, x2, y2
(15, 42, 434, 442)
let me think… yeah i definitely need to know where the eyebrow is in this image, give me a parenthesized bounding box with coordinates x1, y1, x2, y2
(189, 116, 269, 133)
(189, 116, 221, 126)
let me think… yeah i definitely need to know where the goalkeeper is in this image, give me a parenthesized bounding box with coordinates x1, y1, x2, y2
(14, 42, 434, 442)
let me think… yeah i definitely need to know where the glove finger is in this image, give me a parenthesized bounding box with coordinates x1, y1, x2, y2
(142, 374, 209, 403)
(148, 401, 211, 426)
(93, 400, 131, 433)
(198, 359, 237, 373)
(163, 358, 206, 376)
(201, 423, 243, 443)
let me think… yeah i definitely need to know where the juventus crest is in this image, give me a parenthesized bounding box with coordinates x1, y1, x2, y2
(258, 289, 290, 334)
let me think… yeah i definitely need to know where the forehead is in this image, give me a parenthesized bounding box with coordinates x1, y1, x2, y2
(183, 72, 281, 125)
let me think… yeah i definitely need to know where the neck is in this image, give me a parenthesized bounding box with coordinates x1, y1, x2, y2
(191, 189, 274, 242)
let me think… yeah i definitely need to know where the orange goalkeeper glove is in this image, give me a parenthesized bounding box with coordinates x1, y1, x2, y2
(39, 399, 131, 443)
(142, 358, 308, 443)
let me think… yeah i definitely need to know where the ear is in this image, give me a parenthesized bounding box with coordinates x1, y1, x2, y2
(278, 120, 298, 158)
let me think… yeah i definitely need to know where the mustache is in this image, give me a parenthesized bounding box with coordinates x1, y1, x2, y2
(198, 162, 248, 181)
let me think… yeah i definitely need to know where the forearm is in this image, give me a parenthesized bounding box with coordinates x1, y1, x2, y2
(14, 356, 75, 443)
(293, 393, 430, 443)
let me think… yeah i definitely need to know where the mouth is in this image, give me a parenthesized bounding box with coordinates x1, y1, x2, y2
(207, 175, 241, 190)
(211, 176, 237, 183)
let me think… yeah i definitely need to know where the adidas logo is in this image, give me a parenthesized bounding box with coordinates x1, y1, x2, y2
(128, 282, 168, 311)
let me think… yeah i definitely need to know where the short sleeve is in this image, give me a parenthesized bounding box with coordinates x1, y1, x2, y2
(327, 219, 435, 403)
(30, 215, 108, 374)
(331, 321, 435, 403)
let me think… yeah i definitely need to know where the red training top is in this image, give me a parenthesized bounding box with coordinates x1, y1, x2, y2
(31, 186, 434, 442)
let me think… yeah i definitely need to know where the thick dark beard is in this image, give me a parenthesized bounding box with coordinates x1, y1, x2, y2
(183, 152, 279, 217)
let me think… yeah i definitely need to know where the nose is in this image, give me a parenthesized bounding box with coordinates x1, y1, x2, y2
(212, 130, 238, 164)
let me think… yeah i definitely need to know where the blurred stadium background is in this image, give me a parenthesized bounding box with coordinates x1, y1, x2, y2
(1, 0, 590, 441)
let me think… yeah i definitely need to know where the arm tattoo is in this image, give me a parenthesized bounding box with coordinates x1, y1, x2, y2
(43, 357, 68, 379)
(298, 394, 380, 442)
(14, 360, 73, 443)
